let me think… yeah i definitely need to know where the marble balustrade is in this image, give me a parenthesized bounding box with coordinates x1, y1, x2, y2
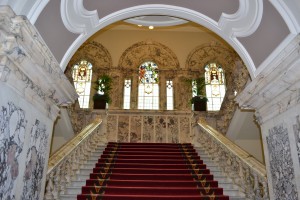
(44, 118, 104, 200)
(47, 109, 269, 199)
(195, 119, 269, 199)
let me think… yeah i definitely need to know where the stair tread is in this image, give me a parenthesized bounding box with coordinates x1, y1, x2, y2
(61, 143, 244, 200)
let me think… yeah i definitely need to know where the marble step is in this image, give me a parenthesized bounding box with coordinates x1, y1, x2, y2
(60, 144, 246, 200)
(60, 194, 77, 200)
(62, 187, 244, 200)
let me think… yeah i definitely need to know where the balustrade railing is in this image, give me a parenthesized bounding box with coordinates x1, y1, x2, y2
(44, 118, 103, 200)
(196, 119, 269, 200)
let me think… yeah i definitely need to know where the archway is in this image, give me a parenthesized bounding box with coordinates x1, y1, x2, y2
(60, 4, 259, 79)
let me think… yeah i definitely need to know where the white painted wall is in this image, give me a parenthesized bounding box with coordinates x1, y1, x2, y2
(50, 108, 75, 154)
(227, 107, 264, 163)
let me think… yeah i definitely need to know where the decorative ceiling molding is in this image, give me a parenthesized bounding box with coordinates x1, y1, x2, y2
(270, 0, 300, 33)
(27, 0, 49, 24)
(219, 0, 263, 37)
(60, 0, 99, 34)
(0, 0, 49, 24)
(60, 4, 259, 79)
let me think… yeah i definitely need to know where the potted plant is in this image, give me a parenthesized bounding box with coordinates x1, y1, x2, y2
(187, 76, 208, 111)
(93, 74, 112, 109)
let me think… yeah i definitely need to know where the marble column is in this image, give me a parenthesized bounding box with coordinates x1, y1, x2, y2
(236, 35, 300, 200)
(0, 6, 77, 200)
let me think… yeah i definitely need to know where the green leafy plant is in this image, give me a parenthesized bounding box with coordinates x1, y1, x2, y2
(93, 74, 112, 104)
(185, 76, 208, 104)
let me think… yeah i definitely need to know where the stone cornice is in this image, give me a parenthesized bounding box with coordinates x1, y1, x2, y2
(0, 6, 78, 120)
(236, 35, 300, 124)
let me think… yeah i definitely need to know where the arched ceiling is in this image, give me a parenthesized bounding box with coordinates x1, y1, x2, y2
(3, 0, 300, 79)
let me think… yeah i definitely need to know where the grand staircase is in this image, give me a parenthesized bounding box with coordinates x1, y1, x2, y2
(60, 142, 245, 200)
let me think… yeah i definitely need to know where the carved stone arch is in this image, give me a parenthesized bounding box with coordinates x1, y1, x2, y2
(118, 40, 180, 70)
(185, 41, 240, 74)
(65, 41, 112, 81)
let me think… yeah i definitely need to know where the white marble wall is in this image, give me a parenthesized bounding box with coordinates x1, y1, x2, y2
(0, 6, 77, 200)
(259, 104, 300, 200)
(236, 35, 300, 199)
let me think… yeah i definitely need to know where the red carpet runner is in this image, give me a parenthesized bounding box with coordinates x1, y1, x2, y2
(77, 142, 229, 200)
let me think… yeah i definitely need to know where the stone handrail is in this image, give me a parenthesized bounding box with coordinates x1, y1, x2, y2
(197, 119, 269, 200)
(44, 118, 103, 199)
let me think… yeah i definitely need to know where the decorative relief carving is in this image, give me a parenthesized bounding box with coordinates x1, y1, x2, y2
(118, 116, 129, 142)
(143, 116, 154, 142)
(118, 40, 180, 70)
(155, 116, 167, 143)
(293, 115, 300, 164)
(22, 120, 48, 199)
(107, 115, 117, 142)
(267, 124, 298, 200)
(65, 41, 112, 82)
(98, 112, 192, 144)
(179, 116, 191, 143)
(110, 74, 121, 109)
(130, 116, 142, 142)
(0, 102, 26, 200)
(186, 41, 237, 71)
(167, 116, 179, 143)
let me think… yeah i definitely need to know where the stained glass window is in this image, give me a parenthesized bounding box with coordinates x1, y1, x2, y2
(72, 60, 92, 108)
(123, 79, 131, 109)
(204, 63, 226, 111)
(138, 61, 159, 110)
(166, 80, 174, 110)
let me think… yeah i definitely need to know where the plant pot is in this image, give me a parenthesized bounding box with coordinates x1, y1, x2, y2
(193, 101, 207, 111)
(93, 100, 106, 109)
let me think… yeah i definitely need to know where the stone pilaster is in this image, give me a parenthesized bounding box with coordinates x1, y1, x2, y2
(236, 35, 300, 199)
(0, 6, 77, 200)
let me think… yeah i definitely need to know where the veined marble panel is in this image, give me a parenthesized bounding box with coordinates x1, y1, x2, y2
(293, 115, 300, 165)
(167, 116, 178, 143)
(0, 102, 26, 200)
(130, 116, 142, 143)
(179, 116, 191, 143)
(106, 115, 117, 142)
(22, 120, 48, 199)
(155, 116, 167, 143)
(118, 116, 129, 142)
(267, 124, 298, 200)
(143, 116, 154, 143)
(101, 111, 194, 143)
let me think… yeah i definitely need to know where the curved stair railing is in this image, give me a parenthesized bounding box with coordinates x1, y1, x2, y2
(44, 118, 103, 200)
(196, 119, 269, 200)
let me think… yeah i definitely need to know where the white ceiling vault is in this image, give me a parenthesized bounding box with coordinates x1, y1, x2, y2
(2, 0, 299, 79)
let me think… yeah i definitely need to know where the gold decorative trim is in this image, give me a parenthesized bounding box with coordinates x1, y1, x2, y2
(47, 118, 102, 173)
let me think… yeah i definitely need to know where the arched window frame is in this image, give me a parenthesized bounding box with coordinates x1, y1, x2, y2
(137, 61, 159, 110)
(72, 60, 93, 108)
(204, 63, 226, 111)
